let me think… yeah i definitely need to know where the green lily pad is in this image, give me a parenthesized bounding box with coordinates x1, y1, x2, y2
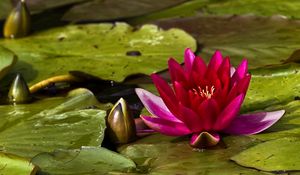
(242, 63, 300, 112)
(0, 152, 38, 175)
(231, 137, 300, 172)
(156, 15, 300, 69)
(32, 147, 136, 175)
(0, 88, 107, 158)
(0, 46, 17, 80)
(118, 134, 272, 174)
(62, 0, 188, 22)
(0, 23, 196, 85)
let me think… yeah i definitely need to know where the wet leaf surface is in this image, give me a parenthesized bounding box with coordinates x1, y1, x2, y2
(32, 147, 136, 175)
(0, 88, 107, 158)
(0, 23, 196, 85)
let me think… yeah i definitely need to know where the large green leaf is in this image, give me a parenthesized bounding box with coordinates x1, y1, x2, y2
(0, 88, 107, 158)
(118, 134, 272, 174)
(156, 15, 300, 69)
(243, 63, 300, 112)
(231, 137, 300, 172)
(32, 147, 136, 175)
(0, 152, 38, 175)
(62, 0, 188, 22)
(0, 23, 196, 85)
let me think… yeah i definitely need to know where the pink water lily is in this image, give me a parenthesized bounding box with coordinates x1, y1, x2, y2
(135, 48, 285, 148)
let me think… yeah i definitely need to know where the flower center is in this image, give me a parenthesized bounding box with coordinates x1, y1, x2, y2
(192, 86, 215, 99)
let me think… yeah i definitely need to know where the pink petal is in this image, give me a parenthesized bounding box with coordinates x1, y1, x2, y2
(135, 88, 181, 122)
(222, 110, 285, 135)
(190, 132, 220, 148)
(214, 94, 245, 131)
(217, 57, 231, 94)
(207, 50, 223, 72)
(168, 58, 187, 84)
(226, 74, 251, 103)
(174, 81, 189, 106)
(178, 104, 203, 132)
(141, 115, 192, 136)
(192, 56, 207, 86)
(197, 99, 220, 131)
(184, 48, 196, 73)
(151, 74, 182, 119)
(231, 59, 248, 84)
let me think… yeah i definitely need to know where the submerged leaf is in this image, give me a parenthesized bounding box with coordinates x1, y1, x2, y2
(156, 15, 300, 69)
(62, 0, 188, 22)
(0, 46, 17, 81)
(32, 147, 136, 175)
(130, 0, 300, 24)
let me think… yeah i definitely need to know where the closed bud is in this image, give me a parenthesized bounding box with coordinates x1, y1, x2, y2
(3, 0, 31, 39)
(107, 98, 136, 144)
(8, 73, 32, 104)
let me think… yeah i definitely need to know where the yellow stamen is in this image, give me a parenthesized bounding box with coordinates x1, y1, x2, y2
(193, 86, 215, 99)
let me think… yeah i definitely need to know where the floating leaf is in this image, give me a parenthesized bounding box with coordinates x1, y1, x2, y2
(0, 23, 196, 85)
(156, 15, 300, 68)
(0, 152, 38, 175)
(62, 0, 187, 22)
(118, 134, 271, 174)
(243, 63, 300, 112)
(32, 147, 136, 175)
(0, 88, 107, 158)
(231, 137, 300, 172)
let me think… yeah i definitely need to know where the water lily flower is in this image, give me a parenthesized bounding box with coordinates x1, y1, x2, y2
(135, 49, 285, 148)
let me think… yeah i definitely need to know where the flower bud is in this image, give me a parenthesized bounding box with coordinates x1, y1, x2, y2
(107, 98, 136, 144)
(3, 0, 31, 39)
(8, 73, 32, 104)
